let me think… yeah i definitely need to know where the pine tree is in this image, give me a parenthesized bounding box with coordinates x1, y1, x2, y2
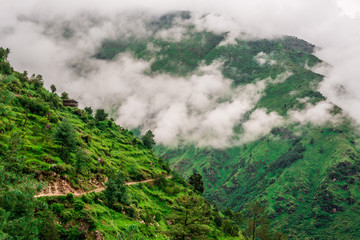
(142, 130, 156, 149)
(52, 118, 78, 161)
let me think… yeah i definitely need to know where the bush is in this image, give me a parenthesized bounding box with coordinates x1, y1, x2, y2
(155, 175, 167, 190)
(61, 226, 86, 240)
(222, 219, 239, 236)
(66, 193, 75, 203)
(214, 214, 222, 227)
(154, 211, 161, 222)
(74, 200, 85, 211)
(81, 194, 94, 204)
(164, 185, 181, 195)
(38, 210, 60, 240)
(28, 98, 49, 116)
(113, 203, 123, 212)
(60, 209, 74, 222)
(124, 206, 137, 218)
(81, 210, 97, 231)
(51, 203, 65, 213)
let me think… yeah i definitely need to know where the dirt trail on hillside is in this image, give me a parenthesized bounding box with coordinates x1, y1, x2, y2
(34, 176, 172, 198)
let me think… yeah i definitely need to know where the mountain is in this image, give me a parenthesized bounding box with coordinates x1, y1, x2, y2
(0, 48, 249, 239)
(94, 12, 360, 239)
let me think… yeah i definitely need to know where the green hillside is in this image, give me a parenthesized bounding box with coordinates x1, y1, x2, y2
(0, 48, 255, 239)
(94, 12, 360, 239)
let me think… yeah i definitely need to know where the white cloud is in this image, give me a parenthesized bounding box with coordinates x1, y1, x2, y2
(241, 109, 284, 143)
(1, 0, 359, 147)
(288, 101, 340, 125)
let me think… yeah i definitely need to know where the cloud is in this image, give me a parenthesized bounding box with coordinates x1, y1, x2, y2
(0, 0, 359, 148)
(110, 59, 268, 148)
(288, 101, 340, 125)
(254, 52, 277, 66)
(241, 109, 284, 143)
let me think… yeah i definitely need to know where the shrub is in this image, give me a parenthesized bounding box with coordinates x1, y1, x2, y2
(66, 193, 75, 203)
(51, 203, 65, 213)
(38, 210, 60, 240)
(125, 206, 137, 218)
(222, 219, 239, 236)
(155, 174, 167, 190)
(28, 98, 49, 116)
(81, 194, 93, 204)
(74, 200, 85, 211)
(214, 214, 222, 227)
(154, 211, 161, 222)
(113, 203, 123, 212)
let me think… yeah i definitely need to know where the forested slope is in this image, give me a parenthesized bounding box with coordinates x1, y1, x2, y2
(0, 47, 252, 239)
(95, 12, 360, 239)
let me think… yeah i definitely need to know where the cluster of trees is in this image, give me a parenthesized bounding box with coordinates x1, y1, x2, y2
(0, 47, 13, 75)
(269, 142, 305, 171)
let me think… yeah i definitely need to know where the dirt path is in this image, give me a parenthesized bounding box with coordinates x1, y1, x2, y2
(34, 176, 172, 198)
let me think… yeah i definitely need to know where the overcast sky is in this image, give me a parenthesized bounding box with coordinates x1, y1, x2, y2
(1, 0, 359, 147)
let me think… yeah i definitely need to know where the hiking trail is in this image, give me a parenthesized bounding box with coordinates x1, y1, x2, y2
(34, 176, 172, 198)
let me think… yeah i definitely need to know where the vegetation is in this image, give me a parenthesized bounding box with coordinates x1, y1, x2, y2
(1, 11, 357, 239)
(52, 118, 78, 161)
(91, 11, 360, 239)
(50, 84, 56, 93)
(142, 130, 156, 149)
(168, 195, 211, 239)
(188, 172, 205, 194)
(0, 47, 249, 239)
(94, 108, 108, 122)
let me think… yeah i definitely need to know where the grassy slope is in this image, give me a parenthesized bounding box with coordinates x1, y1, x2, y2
(94, 15, 360, 239)
(0, 63, 242, 239)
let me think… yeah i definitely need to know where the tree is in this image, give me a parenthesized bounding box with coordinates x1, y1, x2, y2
(169, 195, 211, 239)
(222, 218, 239, 237)
(61, 92, 69, 100)
(244, 201, 270, 240)
(50, 84, 56, 93)
(188, 172, 204, 194)
(38, 210, 60, 240)
(0, 185, 39, 239)
(105, 173, 129, 206)
(30, 74, 44, 90)
(84, 106, 93, 116)
(142, 130, 156, 149)
(75, 148, 89, 174)
(0, 48, 13, 74)
(0, 47, 10, 60)
(95, 109, 108, 122)
(52, 118, 78, 161)
(0, 78, 14, 116)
